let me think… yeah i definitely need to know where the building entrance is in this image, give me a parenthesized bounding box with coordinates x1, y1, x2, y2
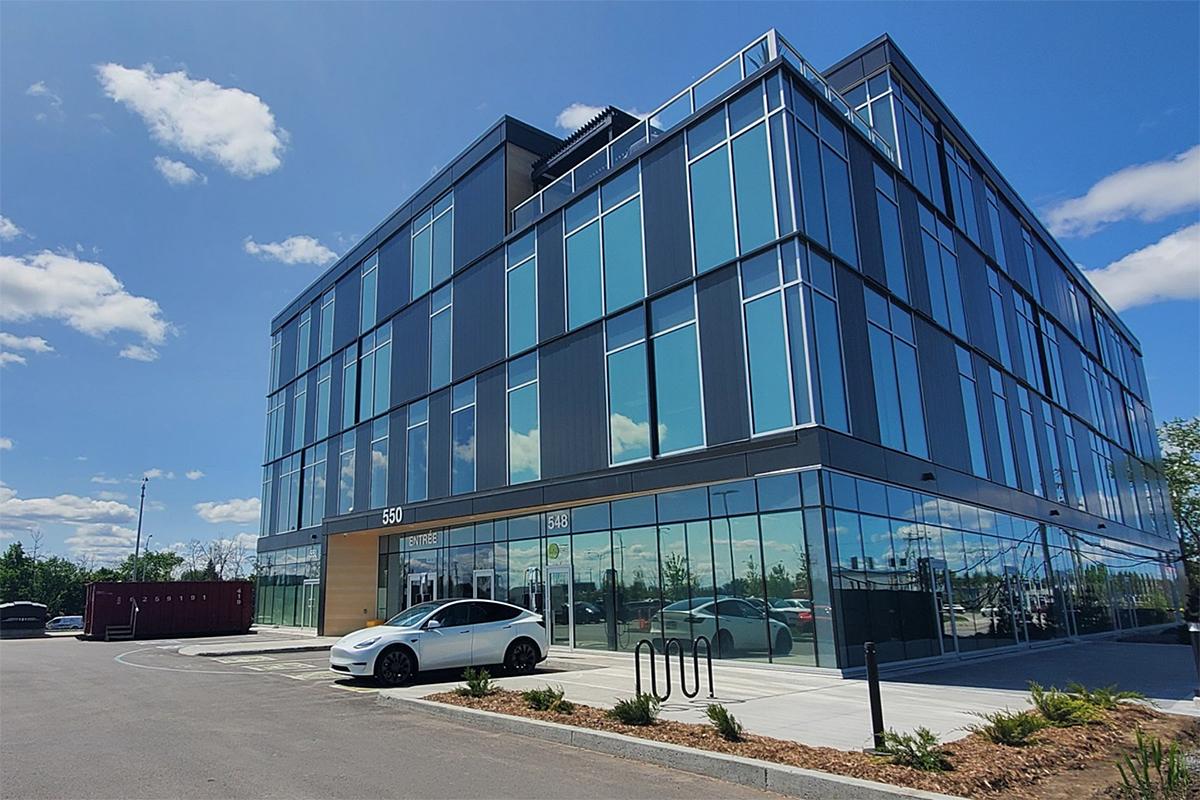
(473, 569, 495, 600)
(546, 567, 572, 648)
(408, 572, 437, 607)
(301, 580, 320, 629)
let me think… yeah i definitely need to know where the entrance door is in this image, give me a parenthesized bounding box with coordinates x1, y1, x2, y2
(928, 558, 958, 656)
(407, 572, 437, 609)
(546, 567, 572, 648)
(301, 580, 320, 629)
(473, 569, 495, 600)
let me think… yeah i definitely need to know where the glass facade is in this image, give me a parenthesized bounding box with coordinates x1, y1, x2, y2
(258, 32, 1180, 657)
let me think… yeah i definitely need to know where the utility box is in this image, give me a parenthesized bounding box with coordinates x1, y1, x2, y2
(83, 581, 254, 641)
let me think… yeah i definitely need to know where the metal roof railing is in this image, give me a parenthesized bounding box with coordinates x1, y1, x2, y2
(511, 29, 896, 232)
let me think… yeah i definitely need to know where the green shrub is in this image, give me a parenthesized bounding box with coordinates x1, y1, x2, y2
(1117, 727, 1191, 799)
(454, 667, 496, 698)
(608, 693, 661, 726)
(522, 685, 575, 714)
(880, 727, 951, 772)
(1028, 682, 1100, 727)
(967, 708, 1049, 746)
(1066, 681, 1145, 710)
(705, 703, 744, 742)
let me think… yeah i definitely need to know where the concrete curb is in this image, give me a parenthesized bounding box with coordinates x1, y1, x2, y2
(377, 694, 964, 800)
(178, 642, 333, 657)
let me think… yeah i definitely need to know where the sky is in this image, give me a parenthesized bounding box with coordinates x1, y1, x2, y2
(1, 1, 1197, 565)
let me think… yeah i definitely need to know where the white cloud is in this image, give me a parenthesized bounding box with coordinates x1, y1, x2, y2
(97, 63, 287, 178)
(93, 491, 127, 501)
(1045, 145, 1200, 237)
(26, 81, 63, 120)
(0, 438, 12, 451)
(0, 250, 171, 357)
(244, 235, 336, 265)
(65, 523, 138, 563)
(90, 475, 120, 485)
(119, 344, 159, 362)
(153, 156, 205, 186)
(185, 469, 205, 480)
(0, 332, 53, 367)
(0, 484, 137, 527)
(555, 103, 607, 131)
(609, 413, 651, 458)
(194, 497, 260, 524)
(0, 215, 25, 241)
(143, 468, 175, 480)
(1082, 223, 1200, 311)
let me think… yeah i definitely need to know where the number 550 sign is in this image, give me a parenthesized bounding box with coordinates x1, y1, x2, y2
(381, 507, 404, 526)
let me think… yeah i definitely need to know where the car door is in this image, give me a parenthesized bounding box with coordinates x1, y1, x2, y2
(419, 602, 473, 670)
(470, 602, 522, 666)
(727, 600, 769, 650)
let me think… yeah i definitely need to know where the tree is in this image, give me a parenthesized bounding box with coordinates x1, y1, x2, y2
(113, 550, 184, 582)
(0, 542, 36, 603)
(1159, 417, 1200, 615)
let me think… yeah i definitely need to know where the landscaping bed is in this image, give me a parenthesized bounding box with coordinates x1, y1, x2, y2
(427, 688, 1200, 799)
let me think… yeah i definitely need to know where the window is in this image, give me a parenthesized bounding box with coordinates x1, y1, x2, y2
(1089, 431, 1122, 523)
(265, 391, 285, 461)
(405, 399, 429, 503)
(956, 347, 987, 478)
(731, 121, 777, 254)
(987, 268, 1012, 370)
(1016, 388, 1044, 497)
(794, 123, 828, 249)
(1020, 227, 1042, 303)
(793, 105, 857, 268)
(340, 344, 358, 431)
(865, 288, 927, 458)
(319, 290, 335, 360)
(988, 367, 1018, 488)
(690, 144, 737, 273)
(297, 308, 311, 374)
(338, 432, 355, 514)
(1040, 314, 1067, 403)
(741, 249, 794, 434)
(315, 361, 332, 441)
(300, 442, 327, 528)
(259, 466, 272, 537)
(1012, 293, 1044, 393)
(891, 79, 945, 211)
(292, 377, 307, 452)
(1063, 422, 1086, 511)
(507, 353, 539, 484)
(919, 205, 967, 339)
(411, 192, 453, 300)
(360, 253, 378, 334)
(807, 250, 848, 432)
(276, 453, 300, 533)
(984, 185, 1008, 272)
(1063, 279, 1084, 340)
(370, 418, 388, 509)
(565, 168, 645, 329)
(1036, 402, 1066, 503)
(451, 379, 476, 495)
(874, 164, 907, 301)
(430, 285, 452, 389)
(1082, 357, 1107, 436)
(605, 309, 650, 463)
(269, 333, 281, 391)
(650, 287, 704, 455)
(945, 139, 979, 242)
(358, 322, 392, 419)
(506, 231, 537, 356)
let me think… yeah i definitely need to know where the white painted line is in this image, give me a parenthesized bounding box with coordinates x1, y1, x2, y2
(215, 655, 276, 664)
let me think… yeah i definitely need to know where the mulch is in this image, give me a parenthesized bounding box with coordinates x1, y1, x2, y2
(426, 689, 1200, 799)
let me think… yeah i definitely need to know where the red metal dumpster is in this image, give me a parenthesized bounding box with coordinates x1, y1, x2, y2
(83, 581, 254, 640)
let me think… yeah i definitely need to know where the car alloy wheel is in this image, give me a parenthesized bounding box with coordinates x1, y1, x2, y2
(505, 640, 538, 674)
(376, 648, 413, 686)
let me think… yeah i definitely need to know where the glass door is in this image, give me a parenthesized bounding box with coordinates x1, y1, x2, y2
(473, 569, 495, 600)
(927, 558, 958, 656)
(301, 580, 320, 629)
(407, 572, 437, 608)
(547, 567, 573, 648)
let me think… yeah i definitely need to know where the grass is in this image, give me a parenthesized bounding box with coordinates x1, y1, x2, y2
(521, 685, 575, 714)
(1116, 727, 1191, 799)
(705, 703, 744, 742)
(967, 708, 1050, 747)
(608, 693, 661, 726)
(454, 667, 496, 698)
(1066, 682, 1146, 711)
(880, 727, 951, 772)
(1028, 682, 1101, 727)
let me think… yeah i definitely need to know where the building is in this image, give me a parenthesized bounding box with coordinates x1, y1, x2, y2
(254, 29, 1184, 672)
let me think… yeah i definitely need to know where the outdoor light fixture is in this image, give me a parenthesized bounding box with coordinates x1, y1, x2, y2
(1049, 509, 1061, 517)
(921, 472, 935, 482)
(1098, 523, 1107, 530)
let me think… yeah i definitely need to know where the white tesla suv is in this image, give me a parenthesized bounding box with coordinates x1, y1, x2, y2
(330, 599, 548, 686)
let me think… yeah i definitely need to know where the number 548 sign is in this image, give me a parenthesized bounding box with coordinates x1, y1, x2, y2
(380, 507, 404, 526)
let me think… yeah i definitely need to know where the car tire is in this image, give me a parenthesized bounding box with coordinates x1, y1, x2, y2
(504, 638, 539, 675)
(774, 629, 793, 656)
(716, 629, 735, 659)
(374, 646, 415, 686)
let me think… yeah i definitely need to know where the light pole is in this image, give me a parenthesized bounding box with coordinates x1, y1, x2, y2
(132, 477, 148, 582)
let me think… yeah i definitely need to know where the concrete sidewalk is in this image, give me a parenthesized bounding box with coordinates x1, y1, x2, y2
(177, 636, 340, 657)
(380, 640, 1199, 751)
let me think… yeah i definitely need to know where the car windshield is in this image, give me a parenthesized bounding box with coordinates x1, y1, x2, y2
(383, 601, 449, 628)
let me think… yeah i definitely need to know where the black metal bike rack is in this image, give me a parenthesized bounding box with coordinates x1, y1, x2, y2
(635, 636, 714, 700)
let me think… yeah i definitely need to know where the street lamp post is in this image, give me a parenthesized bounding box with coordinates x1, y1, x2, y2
(132, 477, 148, 582)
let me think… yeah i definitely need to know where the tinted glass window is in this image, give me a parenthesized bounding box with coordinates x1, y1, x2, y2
(472, 602, 522, 624)
(433, 603, 473, 628)
(690, 145, 737, 273)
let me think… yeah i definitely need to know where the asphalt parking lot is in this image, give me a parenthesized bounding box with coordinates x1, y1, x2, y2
(0, 635, 784, 800)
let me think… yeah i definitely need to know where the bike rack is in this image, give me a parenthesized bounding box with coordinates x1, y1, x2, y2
(635, 636, 715, 701)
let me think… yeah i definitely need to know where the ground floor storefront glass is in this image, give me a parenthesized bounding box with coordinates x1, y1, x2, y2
(255, 544, 321, 628)
(370, 469, 1182, 670)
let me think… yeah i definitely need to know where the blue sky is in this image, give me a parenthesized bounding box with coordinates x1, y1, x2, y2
(2, 2, 1197, 564)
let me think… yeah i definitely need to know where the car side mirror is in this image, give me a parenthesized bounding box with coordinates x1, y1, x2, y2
(424, 619, 442, 630)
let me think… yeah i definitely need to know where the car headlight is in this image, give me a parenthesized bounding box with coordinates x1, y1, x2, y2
(353, 637, 381, 649)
